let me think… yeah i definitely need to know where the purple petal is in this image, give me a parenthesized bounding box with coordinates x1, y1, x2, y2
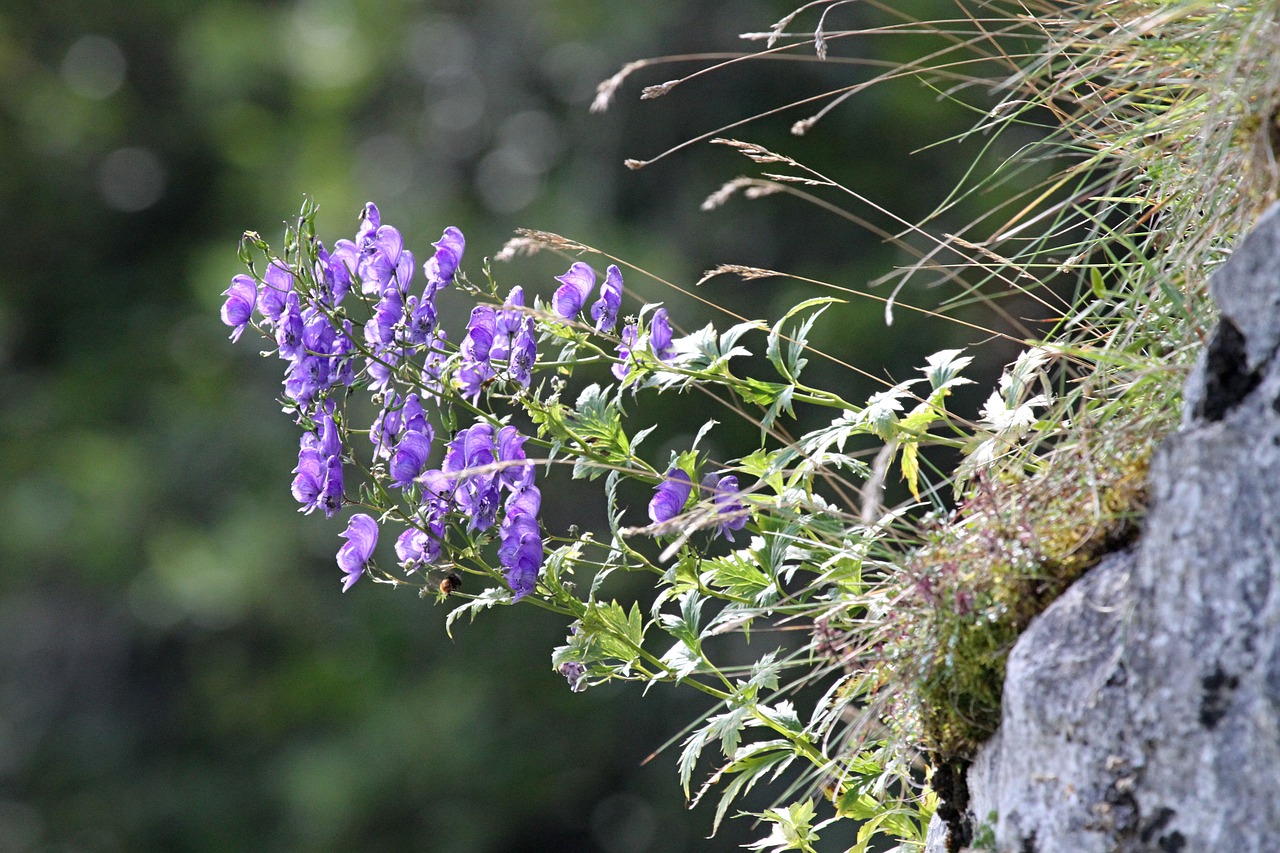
(650, 308, 674, 361)
(553, 262, 595, 319)
(648, 468, 692, 524)
(590, 264, 624, 333)
(337, 513, 379, 590)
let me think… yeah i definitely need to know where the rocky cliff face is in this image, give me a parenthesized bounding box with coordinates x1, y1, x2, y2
(927, 203, 1280, 852)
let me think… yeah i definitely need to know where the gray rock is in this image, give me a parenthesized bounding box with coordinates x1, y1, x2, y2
(929, 202, 1280, 852)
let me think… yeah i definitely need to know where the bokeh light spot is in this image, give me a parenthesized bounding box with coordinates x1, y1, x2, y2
(60, 35, 126, 101)
(97, 147, 166, 212)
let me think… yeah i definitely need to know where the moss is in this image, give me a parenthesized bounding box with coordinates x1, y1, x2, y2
(898, 435, 1153, 758)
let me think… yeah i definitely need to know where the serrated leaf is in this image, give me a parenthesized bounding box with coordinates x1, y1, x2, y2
(766, 297, 841, 383)
(900, 441, 921, 500)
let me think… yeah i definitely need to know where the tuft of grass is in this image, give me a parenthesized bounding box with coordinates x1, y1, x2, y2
(598, 0, 1280, 840)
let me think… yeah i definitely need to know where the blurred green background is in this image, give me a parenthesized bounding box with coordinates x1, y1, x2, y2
(0, 1, 1035, 850)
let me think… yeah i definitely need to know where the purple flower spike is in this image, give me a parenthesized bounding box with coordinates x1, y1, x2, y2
(650, 308, 675, 362)
(648, 468, 692, 524)
(337, 513, 378, 592)
(220, 275, 257, 342)
(553, 262, 595, 319)
(590, 264, 624, 333)
(499, 486, 543, 601)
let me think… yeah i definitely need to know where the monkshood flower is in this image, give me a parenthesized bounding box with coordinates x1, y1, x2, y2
(444, 422, 500, 532)
(220, 274, 257, 342)
(258, 260, 294, 325)
(509, 319, 537, 388)
(366, 287, 404, 348)
(314, 242, 349, 307)
(650, 307, 676, 362)
(558, 661, 588, 692)
(356, 207, 416, 296)
(292, 409, 343, 517)
(404, 292, 437, 345)
(390, 428, 434, 488)
(394, 508, 445, 571)
(366, 346, 402, 396)
(458, 305, 497, 398)
(496, 425, 535, 491)
(612, 323, 638, 382)
(370, 393, 427, 460)
(275, 292, 305, 360)
(490, 286, 524, 362)
(424, 226, 465, 292)
(649, 468, 692, 524)
(590, 264, 624, 333)
(329, 319, 357, 388)
(553, 262, 595, 319)
(702, 473, 748, 542)
(337, 513, 378, 592)
(499, 486, 543, 601)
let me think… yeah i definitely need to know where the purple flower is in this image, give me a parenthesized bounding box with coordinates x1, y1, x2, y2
(702, 473, 748, 542)
(553, 262, 595, 319)
(329, 320, 357, 388)
(315, 241, 349, 306)
(319, 454, 343, 518)
(461, 305, 496, 364)
(509, 319, 537, 388)
(390, 428, 434, 488)
(328, 239, 359, 296)
(292, 421, 343, 518)
(558, 661, 588, 692)
(371, 394, 427, 460)
(395, 509, 444, 571)
(337, 513, 378, 592)
(590, 264, 624, 333)
(405, 293, 437, 345)
(499, 486, 543, 601)
(317, 408, 342, 458)
(650, 307, 675, 362)
(612, 323, 638, 382)
(366, 287, 404, 347)
(424, 226, 465, 291)
(357, 202, 381, 242)
(291, 445, 325, 512)
(458, 306, 497, 399)
(496, 425, 534, 491)
(220, 275, 257, 342)
(496, 286, 525, 336)
(649, 468, 692, 524)
(258, 261, 294, 325)
(358, 221, 414, 295)
(275, 292, 305, 360)
(444, 422, 500, 532)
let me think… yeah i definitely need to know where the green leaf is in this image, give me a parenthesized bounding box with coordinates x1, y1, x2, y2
(766, 297, 841, 383)
(900, 440, 921, 500)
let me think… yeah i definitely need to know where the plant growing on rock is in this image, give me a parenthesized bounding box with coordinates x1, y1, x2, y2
(221, 0, 1278, 848)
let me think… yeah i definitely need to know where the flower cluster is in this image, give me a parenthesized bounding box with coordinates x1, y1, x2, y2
(221, 203, 544, 597)
(223, 201, 753, 604)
